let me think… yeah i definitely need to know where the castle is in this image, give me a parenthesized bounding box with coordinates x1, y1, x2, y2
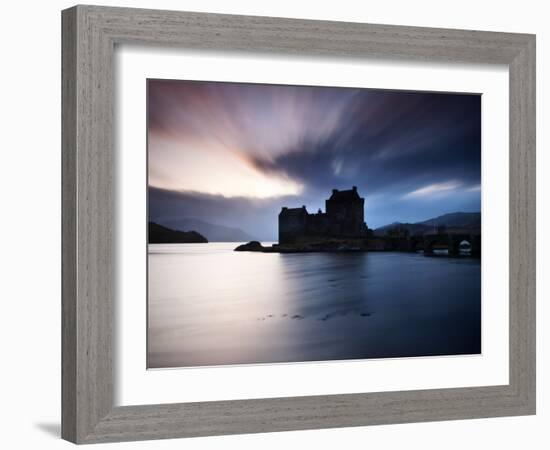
(278, 186, 368, 244)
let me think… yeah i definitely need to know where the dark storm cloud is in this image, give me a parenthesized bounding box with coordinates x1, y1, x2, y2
(247, 90, 481, 197)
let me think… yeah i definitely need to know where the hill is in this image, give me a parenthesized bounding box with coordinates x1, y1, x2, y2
(148, 222, 208, 244)
(375, 212, 480, 236)
(417, 212, 481, 228)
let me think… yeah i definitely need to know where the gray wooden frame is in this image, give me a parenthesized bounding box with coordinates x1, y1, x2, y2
(62, 4, 536, 444)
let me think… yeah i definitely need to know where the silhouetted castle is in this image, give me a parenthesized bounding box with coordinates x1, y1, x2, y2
(279, 186, 368, 244)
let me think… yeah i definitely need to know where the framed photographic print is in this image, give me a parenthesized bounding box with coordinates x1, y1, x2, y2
(62, 5, 536, 444)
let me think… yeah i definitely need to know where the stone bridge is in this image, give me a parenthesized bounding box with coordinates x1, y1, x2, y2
(409, 233, 481, 257)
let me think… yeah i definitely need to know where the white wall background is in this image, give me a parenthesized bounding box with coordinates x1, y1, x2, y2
(0, 1, 546, 448)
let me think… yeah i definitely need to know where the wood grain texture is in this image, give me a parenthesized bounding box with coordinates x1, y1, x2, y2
(61, 7, 77, 443)
(61, 4, 536, 444)
(508, 36, 536, 408)
(62, 5, 114, 443)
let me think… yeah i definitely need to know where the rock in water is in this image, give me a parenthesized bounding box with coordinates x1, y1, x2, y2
(234, 241, 264, 252)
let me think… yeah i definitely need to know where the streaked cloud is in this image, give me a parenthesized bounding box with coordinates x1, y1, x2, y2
(148, 79, 481, 232)
(466, 184, 482, 192)
(403, 181, 463, 199)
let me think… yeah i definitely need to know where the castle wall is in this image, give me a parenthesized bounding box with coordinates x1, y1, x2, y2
(306, 213, 330, 236)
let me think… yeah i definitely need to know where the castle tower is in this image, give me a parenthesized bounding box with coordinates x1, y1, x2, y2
(278, 206, 308, 244)
(325, 186, 366, 236)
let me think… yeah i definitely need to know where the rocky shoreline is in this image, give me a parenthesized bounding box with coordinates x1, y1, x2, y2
(234, 235, 481, 257)
(234, 239, 370, 253)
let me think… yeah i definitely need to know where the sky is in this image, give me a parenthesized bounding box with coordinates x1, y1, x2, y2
(148, 79, 481, 241)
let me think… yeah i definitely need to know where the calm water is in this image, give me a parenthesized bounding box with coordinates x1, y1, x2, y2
(148, 243, 481, 368)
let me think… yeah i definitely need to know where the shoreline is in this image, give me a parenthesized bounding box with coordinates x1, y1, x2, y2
(234, 240, 480, 257)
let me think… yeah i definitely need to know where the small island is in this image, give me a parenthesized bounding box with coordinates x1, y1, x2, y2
(234, 187, 480, 256)
(148, 222, 208, 244)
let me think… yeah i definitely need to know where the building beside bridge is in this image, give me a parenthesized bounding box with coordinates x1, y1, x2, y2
(278, 186, 368, 244)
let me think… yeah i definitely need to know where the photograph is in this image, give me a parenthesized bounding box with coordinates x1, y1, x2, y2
(147, 79, 482, 369)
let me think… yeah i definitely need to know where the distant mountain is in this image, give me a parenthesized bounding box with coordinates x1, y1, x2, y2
(160, 218, 256, 242)
(375, 212, 480, 236)
(148, 222, 208, 244)
(375, 222, 432, 236)
(418, 212, 481, 228)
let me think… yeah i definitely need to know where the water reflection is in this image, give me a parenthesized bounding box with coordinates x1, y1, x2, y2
(148, 243, 481, 368)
